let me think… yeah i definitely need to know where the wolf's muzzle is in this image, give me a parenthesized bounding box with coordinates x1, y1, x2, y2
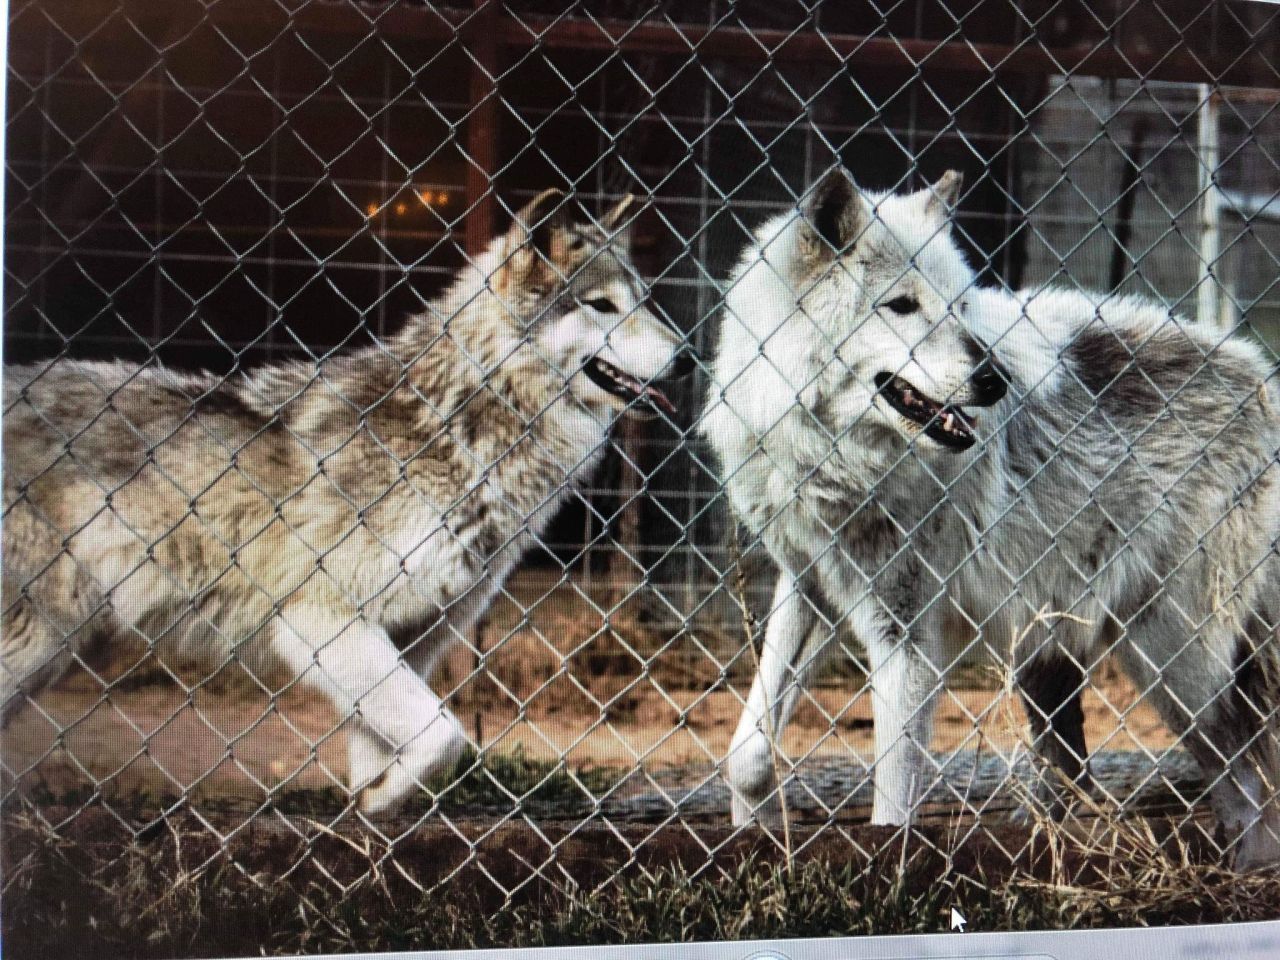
(969, 357, 1008, 406)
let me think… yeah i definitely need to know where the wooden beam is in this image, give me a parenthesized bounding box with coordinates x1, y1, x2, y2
(29, 1, 1279, 90)
(503, 16, 1278, 90)
(463, 0, 500, 257)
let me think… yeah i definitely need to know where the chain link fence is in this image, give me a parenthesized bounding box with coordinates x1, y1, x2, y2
(5, 0, 1280, 948)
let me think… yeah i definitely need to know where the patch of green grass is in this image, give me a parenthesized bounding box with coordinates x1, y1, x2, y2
(483, 858, 1012, 945)
(8, 745, 621, 822)
(273, 785, 349, 816)
(431, 746, 621, 816)
(14, 782, 105, 808)
(11, 782, 182, 813)
(263, 746, 622, 818)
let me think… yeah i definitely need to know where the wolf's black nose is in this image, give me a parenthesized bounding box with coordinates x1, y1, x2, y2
(970, 358, 1008, 406)
(669, 349, 698, 379)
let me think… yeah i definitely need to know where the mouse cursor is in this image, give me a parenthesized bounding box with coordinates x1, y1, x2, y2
(950, 907, 967, 932)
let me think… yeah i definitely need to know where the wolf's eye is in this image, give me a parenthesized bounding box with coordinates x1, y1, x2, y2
(585, 297, 619, 314)
(883, 296, 919, 316)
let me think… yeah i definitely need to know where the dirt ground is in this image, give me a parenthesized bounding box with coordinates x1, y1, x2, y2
(2, 570, 1179, 805)
(3, 656, 1177, 808)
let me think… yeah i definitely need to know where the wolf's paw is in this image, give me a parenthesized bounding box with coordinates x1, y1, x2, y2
(358, 771, 405, 815)
(1230, 819, 1280, 872)
(1013, 764, 1090, 824)
(1011, 793, 1071, 825)
(356, 714, 467, 815)
(724, 730, 780, 823)
(730, 789, 784, 828)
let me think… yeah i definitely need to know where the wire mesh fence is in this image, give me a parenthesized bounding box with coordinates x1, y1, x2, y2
(5, 0, 1280, 948)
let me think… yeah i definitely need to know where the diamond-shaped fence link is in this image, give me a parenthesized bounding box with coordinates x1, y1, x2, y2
(4, 0, 1280, 927)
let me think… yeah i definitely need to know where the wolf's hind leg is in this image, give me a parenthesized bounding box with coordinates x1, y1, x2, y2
(1017, 650, 1091, 820)
(726, 569, 824, 827)
(1217, 756, 1280, 870)
(2, 592, 82, 727)
(1207, 617, 1280, 871)
(271, 606, 466, 814)
(2, 517, 105, 727)
(1117, 607, 1280, 869)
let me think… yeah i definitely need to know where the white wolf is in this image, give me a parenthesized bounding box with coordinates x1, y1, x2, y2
(702, 168, 1280, 868)
(3, 189, 693, 813)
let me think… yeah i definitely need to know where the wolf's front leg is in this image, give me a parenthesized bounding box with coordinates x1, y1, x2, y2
(866, 628, 939, 826)
(270, 606, 467, 814)
(726, 569, 823, 827)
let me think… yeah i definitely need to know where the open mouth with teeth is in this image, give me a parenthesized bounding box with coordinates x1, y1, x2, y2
(873, 372, 977, 450)
(584, 357, 676, 416)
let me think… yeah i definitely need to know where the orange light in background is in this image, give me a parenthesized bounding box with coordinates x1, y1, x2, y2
(415, 189, 451, 206)
(368, 187, 453, 219)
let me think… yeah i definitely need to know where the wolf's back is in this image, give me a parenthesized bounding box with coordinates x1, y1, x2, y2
(2, 359, 302, 597)
(6, 360, 235, 486)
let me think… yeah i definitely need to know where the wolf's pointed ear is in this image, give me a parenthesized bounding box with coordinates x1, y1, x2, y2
(798, 169, 865, 264)
(500, 188, 568, 298)
(923, 170, 963, 225)
(600, 194, 637, 233)
(507, 188, 567, 259)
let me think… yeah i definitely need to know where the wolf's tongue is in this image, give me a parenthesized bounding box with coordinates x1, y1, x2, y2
(644, 384, 676, 415)
(616, 369, 676, 414)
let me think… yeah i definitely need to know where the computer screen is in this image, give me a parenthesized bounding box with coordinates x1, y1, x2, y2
(4, 2, 1280, 958)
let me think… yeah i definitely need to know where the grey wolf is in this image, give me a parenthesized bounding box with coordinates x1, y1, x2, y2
(3, 190, 693, 813)
(702, 168, 1280, 868)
